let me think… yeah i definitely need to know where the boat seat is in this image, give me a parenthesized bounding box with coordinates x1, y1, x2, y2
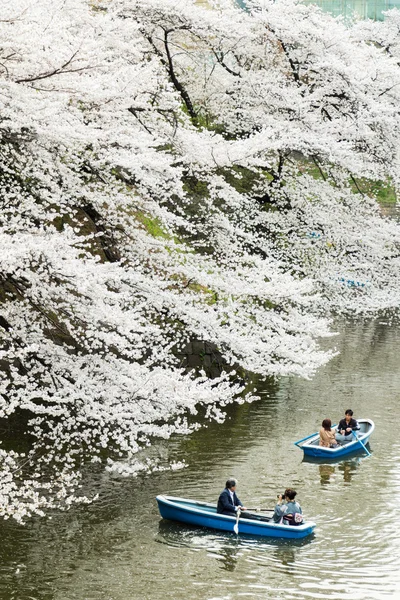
(244, 512, 271, 522)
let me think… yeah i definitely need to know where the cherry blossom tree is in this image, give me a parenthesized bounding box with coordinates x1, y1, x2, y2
(0, 0, 399, 520)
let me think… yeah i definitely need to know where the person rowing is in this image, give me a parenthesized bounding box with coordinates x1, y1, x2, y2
(335, 409, 360, 443)
(217, 479, 271, 522)
(217, 478, 247, 515)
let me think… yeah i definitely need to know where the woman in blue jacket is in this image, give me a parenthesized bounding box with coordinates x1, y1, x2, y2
(273, 488, 303, 524)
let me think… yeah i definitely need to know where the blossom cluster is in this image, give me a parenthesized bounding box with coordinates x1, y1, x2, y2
(0, 0, 399, 520)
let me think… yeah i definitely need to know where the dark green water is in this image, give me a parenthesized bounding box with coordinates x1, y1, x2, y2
(302, 0, 400, 20)
(1, 316, 400, 599)
(236, 0, 400, 20)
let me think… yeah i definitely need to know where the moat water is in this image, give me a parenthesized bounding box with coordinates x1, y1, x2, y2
(1, 314, 400, 599)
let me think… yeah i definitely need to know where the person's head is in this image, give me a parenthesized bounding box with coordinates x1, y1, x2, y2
(226, 478, 237, 491)
(345, 409, 353, 421)
(322, 418, 332, 430)
(284, 488, 297, 501)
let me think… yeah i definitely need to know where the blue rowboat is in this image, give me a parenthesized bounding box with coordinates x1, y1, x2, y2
(156, 495, 316, 539)
(294, 418, 374, 459)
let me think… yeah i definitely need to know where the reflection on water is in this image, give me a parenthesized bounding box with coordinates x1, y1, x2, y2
(338, 458, 361, 483)
(156, 518, 315, 575)
(0, 317, 400, 599)
(318, 458, 362, 485)
(319, 464, 336, 485)
(215, 546, 240, 572)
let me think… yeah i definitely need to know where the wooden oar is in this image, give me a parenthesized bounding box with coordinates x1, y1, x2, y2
(233, 508, 241, 534)
(245, 508, 274, 512)
(352, 430, 371, 456)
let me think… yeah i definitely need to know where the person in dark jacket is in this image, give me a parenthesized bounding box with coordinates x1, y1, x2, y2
(335, 409, 360, 443)
(217, 478, 247, 515)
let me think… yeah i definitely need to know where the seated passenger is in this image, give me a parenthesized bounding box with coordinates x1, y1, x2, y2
(319, 418, 338, 448)
(335, 409, 360, 443)
(273, 488, 303, 525)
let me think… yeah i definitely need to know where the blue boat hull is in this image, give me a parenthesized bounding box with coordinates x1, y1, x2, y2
(296, 418, 374, 459)
(156, 495, 316, 539)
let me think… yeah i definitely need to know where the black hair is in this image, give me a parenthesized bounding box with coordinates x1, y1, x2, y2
(284, 488, 297, 501)
(345, 409, 353, 416)
(226, 478, 237, 489)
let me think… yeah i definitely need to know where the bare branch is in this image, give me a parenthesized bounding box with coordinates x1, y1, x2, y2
(14, 49, 97, 84)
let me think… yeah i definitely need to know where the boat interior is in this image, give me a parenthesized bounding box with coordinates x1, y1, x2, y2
(305, 420, 372, 447)
(166, 497, 272, 522)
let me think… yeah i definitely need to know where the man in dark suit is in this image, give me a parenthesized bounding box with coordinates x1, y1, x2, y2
(217, 478, 247, 515)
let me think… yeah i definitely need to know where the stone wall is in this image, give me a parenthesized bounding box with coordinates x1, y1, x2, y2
(175, 340, 227, 378)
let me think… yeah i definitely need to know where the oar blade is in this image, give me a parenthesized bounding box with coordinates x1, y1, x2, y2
(234, 508, 241, 534)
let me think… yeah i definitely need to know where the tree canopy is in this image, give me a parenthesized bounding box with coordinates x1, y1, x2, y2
(0, 0, 399, 520)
